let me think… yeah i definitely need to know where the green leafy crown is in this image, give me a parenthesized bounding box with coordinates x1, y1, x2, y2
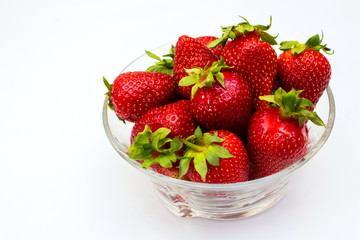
(279, 32, 334, 55)
(178, 57, 232, 98)
(179, 127, 233, 182)
(260, 88, 325, 127)
(145, 45, 175, 76)
(127, 125, 183, 169)
(208, 16, 278, 49)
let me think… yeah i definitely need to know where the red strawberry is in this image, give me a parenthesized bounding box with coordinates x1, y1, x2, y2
(246, 88, 325, 179)
(277, 33, 333, 107)
(179, 127, 249, 183)
(173, 35, 218, 99)
(179, 58, 252, 140)
(196, 36, 229, 58)
(104, 71, 175, 122)
(208, 16, 278, 112)
(130, 100, 196, 143)
(144, 37, 229, 76)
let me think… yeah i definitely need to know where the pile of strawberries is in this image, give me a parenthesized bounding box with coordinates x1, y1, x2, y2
(104, 16, 333, 183)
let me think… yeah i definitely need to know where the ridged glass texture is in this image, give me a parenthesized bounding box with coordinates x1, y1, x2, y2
(102, 44, 335, 220)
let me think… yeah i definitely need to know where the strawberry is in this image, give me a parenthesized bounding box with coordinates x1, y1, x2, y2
(144, 36, 228, 76)
(128, 101, 196, 179)
(208, 16, 278, 112)
(195, 36, 229, 58)
(103, 71, 175, 122)
(173, 35, 218, 99)
(179, 127, 249, 183)
(277, 33, 333, 107)
(130, 100, 196, 143)
(179, 58, 252, 140)
(246, 88, 325, 179)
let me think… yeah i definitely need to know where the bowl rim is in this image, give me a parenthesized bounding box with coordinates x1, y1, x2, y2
(102, 44, 336, 191)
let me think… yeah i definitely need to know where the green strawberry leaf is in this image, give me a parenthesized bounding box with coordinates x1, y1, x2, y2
(297, 109, 325, 127)
(191, 85, 200, 99)
(193, 154, 207, 182)
(291, 44, 307, 55)
(204, 149, 220, 166)
(203, 132, 224, 145)
(103, 76, 112, 92)
(128, 125, 153, 160)
(281, 90, 297, 113)
(279, 41, 299, 51)
(260, 32, 278, 45)
(229, 31, 237, 40)
(179, 157, 191, 178)
(207, 26, 233, 49)
(205, 72, 214, 87)
(298, 117, 307, 127)
(215, 72, 225, 88)
(151, 127, 172, 141)
(169, 139, 183, 153)
(179, 76, 198, 87)
(253, 15, 272, 31)
(142, 159, 158, 169)
(194, 126, 203, 139)
(305, 34, 321, 47)
(274, 87, 283, 105)
(259, 94, 275, 103)
(145, 50, 162, 61)
(211, 144, 233, 158)
(157, 154, 175, 168)
(234, 23, 254, 35)
(299, 98, 315, 108)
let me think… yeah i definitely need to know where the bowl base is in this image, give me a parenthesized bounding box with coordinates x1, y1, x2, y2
(154, 182, 288, 220)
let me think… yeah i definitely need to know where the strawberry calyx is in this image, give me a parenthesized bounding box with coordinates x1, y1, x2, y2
(178, 57, 231, 98)
(208, 16, 278, 49)
(279, 32, 334, 55)
(260, 88, 325, 127)
(127, 124, 183, 169)
(145, 45, 175, 76)
(179, 126, 233, 182)
(103, 76, 126, 123)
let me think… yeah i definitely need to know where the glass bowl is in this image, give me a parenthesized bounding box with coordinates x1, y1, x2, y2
(102, 43, 336, 220)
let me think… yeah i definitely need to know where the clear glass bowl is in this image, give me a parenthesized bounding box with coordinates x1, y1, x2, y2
(102, 43, 336, 220)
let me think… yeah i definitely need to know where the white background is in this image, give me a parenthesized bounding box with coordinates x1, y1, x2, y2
(1, 0, 359, 239)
